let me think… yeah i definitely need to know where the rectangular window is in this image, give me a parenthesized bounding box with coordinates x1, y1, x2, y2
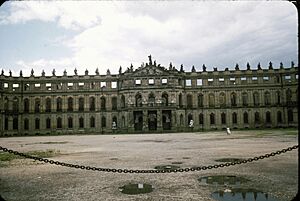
(162, 78, 168, 84)
(263, 76, 269, 81)
(13, 84, 19, 88)
(148, 79, 154, 85)
(296, 74, 298, 79)
(252, 77, 258, 80)
(135, 79, 141, 85)
(185, 79, 192, 86)
(35, 83, 41, 88)
(78, 82, 84, 86)
(67, 83, 73, 90)
(46, 83, 51, 91)
(218, 78, 224, 82)
(241, 77, 247, 81)
(284, 75, 291, 80)
(111, 81, 117, 89)
(100, 81, 106, 88)
(197, 79, 202, 86)
(4, 83, 8, 88)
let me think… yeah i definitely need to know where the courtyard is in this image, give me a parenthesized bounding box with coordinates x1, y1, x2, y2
(0, 129, 298, 201)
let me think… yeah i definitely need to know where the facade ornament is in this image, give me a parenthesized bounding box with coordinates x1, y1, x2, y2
(9, 70, 12, 77)
(74, 68, 78, 75)
(235, 63, 239, 70)
(180, 64, 184, 72)
(169, 62, 173, 70)
(42, 70, 45, 76)
(63, 69, 67, 76)
(106, 69, 111, 75)
(153, 60, 156, 66)
(1, 69, 4, 76)
(119, 66, 122, 74)
(202, 64, 206, 72)
(246, 62, 250, 70)
(52, 69, 56, 76)
(85, 69, 89, 75)
(280, 62, 283, 69)
(20, 70, 23, 77)
(31, 69, 34, 76)
(257, 62, 261, 70)
(157, 64, 161, 67)
(269, 61, 273, 70)
(192, 65, 196, 72)
(95, 68, 99, 75)
(148, 55, 152, 65)
(291, 61, 294, 68)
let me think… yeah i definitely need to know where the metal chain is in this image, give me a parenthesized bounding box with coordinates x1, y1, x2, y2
(0, 145, 298, 173)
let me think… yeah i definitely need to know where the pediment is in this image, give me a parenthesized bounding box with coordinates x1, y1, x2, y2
(132, 65, 169, 76)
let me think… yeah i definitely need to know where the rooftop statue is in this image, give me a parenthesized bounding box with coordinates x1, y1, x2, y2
(280, 62, 283, 69)
(106, 69, 111, 75)
(31, 69, 34, 76)
(192, 65, 196, 72)
(169, 62, 173, 70)
(74, 68, 77, 75)
(42, 70, 45, 76)
(148, 55, 152, 65)
(52, 69, 56, 76)
(154, 60, 156, 66)
(1, 69, 3, 76)
(213, 67, 217, 71)
(291, 61, 294, 68)
(9, 70, 12, 77)
(246, 62, 250, 70)
(119, 66, 122, 74)
(202, 64, 206, 72)
(269, 61, 273, 70)
(95, 68, 99, 75)
(63, 69, 67, 76)
(180, 64, 184, 72)
(85, 69, 89, 75)
(20, 70, 23, 77)
(235, 63, 239, 70)
(257, 62, 261, 70)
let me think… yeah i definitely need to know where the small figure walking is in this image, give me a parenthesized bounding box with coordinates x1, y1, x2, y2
(226, 128, 231, 135)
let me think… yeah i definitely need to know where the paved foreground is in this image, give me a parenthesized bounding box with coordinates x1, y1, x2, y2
(0, 129, 298, 201)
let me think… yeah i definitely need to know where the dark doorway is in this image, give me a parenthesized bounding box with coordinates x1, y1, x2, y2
(148, 111, 157, 131)
(134, 111, 143, 131)
(162, 110, 171, 130)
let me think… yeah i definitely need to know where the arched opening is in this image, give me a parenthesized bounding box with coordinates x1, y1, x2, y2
(188, 113, 193, 126)
(264, 91, 271, 106)
(209, 93, 215, 107)
(79, 117, 84, 128)
(35, 118, 40, 130)
(162, 93, 168, 106)
(4, 97, 9, 112)
(121, 95, 125, 108)
(179, 93, 183, 108)
(100, 96, 106, 110)
(210, 113, 215, 125)
(101, 116, 106, 128)
(198, 94, 203, 107)
(221, 112, 226, 124)
(78, 97, 84, 112)
(46, 118, 51, 129)
(90, 116, 95, 128)
(231, 93, 237, 106)
(35, 98, 41, 113)
(112, 97, 118, 110)
(45, 98, 51, 112)
(57, 117, 62, 129)
(255, 112, 260, 124)
(287, 109, 293, 123)
(89, 97, 95, 111)
(266, 111, 271, 124)
(148, 93, 155, 106)
(253, 92, 259, 106)
(13, 117, 18, 130)
(243, 112, 248, 124)
(68, 97, 73, 112)
(187, 94, 193, 108)
(277, 111, 282, 123)
(135, 94, 142, 107)
(68, 117, 73, 128)
(242, 92, 248, 106)
(219, 93, 226, 107)
(199, 113, 204, 125)
(232, 112, 237, 124)
(56, 97, 62, 112)
(24, 118, 29, 130)
(24, 98, 29, 113)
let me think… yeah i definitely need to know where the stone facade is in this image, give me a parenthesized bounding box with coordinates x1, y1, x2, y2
(0, 56, 298, 136)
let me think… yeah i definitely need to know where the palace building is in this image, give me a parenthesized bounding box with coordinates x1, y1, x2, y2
(0, 56, 298, 136)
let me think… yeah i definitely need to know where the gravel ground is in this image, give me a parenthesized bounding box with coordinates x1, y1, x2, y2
(0, 129, 298, 201)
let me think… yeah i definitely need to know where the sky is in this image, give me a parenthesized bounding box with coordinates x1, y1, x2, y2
(0, 1, 298, 76)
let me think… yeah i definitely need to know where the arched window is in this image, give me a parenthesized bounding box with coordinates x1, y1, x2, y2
(148, 93, 155, 106)
(253, 92, 259, 106)
(46, 117, 51, 129)
(264, 91, 271, 105)
(242, 92, 248, 106)
(35, 118, 40, 129)
(266, 111, 271, 123)
(45, 98, 51, 112)
(231, 93, 237, 106)
(186, 94, 193, 108)
(122, 116, 125, 127)
(276, 91, 281, 105)
(162, 93, 168, 106)
(68, 117, 73, 128)
(100, 96, 106, 110)
(135, 94, 142, 107)
(221, 112, 226, 124)
(112, 97, 118, 110)
(79, 117, 84, 128)
(57, 117, 62, 129)
(199, 113, 204, 125)
(209, 93, 215, 107)
(288, 109, 293, 123)
(232, 112, 237, 124)
(179, 93, 183, 108)
(210, 113, 215, 125)
(78, 97, 84, 112)
(89, 97, 95, 111)
(4, 97, 9, 112)
(254, 112, 260, 124)
(56, 97, 62, 112)
(219, 93, 226, 107)
(198, 94, 203, 107)
(90, 116, 95, 128)
(35, 98, 41, 113)
(286, 89, 292, 105)
(243, 112, 248, 124)
(277, 111, 282, 123)
(188, 114, 193, 125)
(101, 116, 106, 128)
(24, 118, 29, 130)
(24, 98, 29, 113)
(13, 117, 18, 130)
(13, 97, 19, 113)
(68, 97, 73, 112)
(121, 95, 125, 108)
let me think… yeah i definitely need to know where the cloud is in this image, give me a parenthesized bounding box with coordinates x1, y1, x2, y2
(1, 1, 297, 76)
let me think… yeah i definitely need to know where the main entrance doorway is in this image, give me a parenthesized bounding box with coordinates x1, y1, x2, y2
(162, 110, 171, 130)
(148, 111, 157, 131)
(134, 111, 143, 131)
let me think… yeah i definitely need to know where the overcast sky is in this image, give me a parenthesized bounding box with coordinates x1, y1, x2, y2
(0, 1, 297, 76)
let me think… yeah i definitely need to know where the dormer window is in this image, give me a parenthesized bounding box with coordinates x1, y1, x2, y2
(111, 81, 117, 88)
(186, 79, 192, 86)
(197, 79, 202, 86)
(135, 79, 141, 85)
(100, 81, 106, 88)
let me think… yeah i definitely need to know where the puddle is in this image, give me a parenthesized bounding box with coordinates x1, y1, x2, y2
(212, 188, 278, 201)
(110, 158, 118, 160)
(154, 165, 180, 171)
(215, 158, 244, 163)
(182, 157, 190, 159)
(199, 175, 249, 185)
(119, 183, 153, 195)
